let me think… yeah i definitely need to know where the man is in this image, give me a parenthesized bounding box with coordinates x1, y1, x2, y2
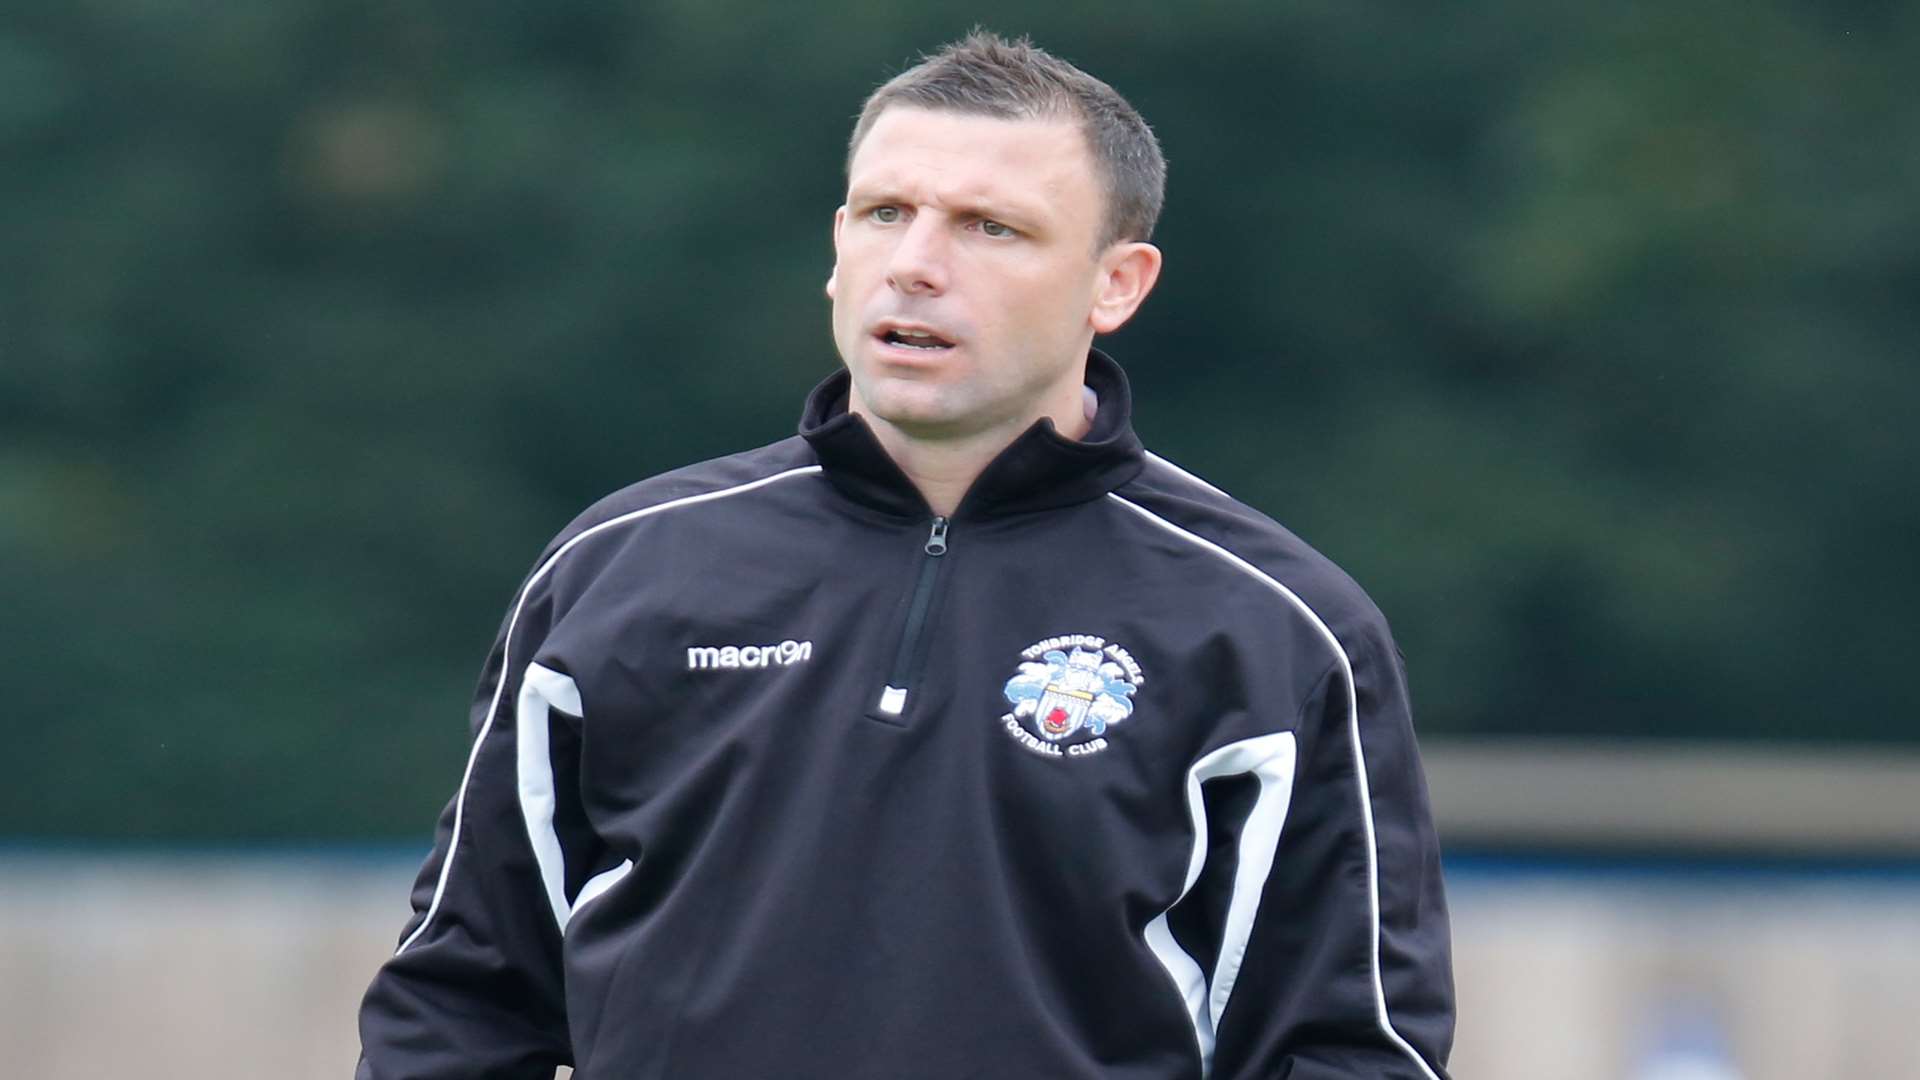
(358, 31, 1453, 1080)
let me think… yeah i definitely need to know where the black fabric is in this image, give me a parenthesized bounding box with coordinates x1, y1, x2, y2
(357, 352, 1453, 1080)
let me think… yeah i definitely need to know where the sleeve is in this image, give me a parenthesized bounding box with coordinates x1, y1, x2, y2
(1204, 631, 1454, 1080)
(355, 570, 600, 1080)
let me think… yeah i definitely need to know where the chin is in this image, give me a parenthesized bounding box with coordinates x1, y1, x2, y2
(864, 394, 961, 431)
(852, 381, 973, 433)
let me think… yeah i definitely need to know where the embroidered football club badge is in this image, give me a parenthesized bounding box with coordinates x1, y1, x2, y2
(1000, 634, 1145, 759)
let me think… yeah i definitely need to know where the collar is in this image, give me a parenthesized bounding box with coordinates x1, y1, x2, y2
(797, 348, 1147, 521)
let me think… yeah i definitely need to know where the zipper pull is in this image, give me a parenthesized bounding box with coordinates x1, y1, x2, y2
(924, 516, 950, 556)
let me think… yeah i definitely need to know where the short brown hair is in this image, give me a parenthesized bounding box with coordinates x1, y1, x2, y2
(846, 30, 1166, 248)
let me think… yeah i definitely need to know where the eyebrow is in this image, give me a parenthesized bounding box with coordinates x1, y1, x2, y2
(849, 185, 1046, 230)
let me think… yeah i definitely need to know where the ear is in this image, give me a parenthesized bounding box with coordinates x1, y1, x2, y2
(826, 205, 846, 300)
(1088, 242, 1163, 335)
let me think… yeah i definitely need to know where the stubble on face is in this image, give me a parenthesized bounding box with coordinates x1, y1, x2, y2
(828, 107, 1109, 448)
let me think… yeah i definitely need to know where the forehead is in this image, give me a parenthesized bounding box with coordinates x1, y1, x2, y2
(847, 107, 1098, 220)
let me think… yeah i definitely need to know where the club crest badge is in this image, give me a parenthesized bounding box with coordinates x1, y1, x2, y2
(1000, 634, 1145, 760)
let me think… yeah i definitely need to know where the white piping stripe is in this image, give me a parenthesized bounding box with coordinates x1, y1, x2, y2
(395, 464, 825, 955)
(1142, 732, 1298, 1073)
(1144, 451, 1230, 498)
(1143, 915, 1208, 1056)
(1110, 491, 1443, 1080)
(572, 859, 634, 918)
(518, 662, 582, 932)
(1207, 736, 1298, 1033)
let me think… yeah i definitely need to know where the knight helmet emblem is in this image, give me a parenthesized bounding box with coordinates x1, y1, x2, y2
(1003, 645, 1139, 743)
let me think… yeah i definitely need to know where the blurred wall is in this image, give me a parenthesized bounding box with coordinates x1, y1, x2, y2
(4, 854, 1915, 1080)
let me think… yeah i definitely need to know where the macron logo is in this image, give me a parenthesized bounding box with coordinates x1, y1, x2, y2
(687, 639, 813, 671)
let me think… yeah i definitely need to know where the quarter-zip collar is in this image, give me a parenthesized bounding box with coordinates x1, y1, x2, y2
(797, 348, 1147, 521)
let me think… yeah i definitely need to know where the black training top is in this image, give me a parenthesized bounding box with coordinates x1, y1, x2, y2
(356, 350, 1454, 1079)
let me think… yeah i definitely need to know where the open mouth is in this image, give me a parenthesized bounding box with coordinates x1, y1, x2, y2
(877, 327, 956, 351)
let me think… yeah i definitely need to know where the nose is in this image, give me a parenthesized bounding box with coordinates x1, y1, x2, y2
(885, 213, 949, 295)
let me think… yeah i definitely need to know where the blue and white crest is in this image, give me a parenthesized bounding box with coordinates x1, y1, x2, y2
(1000, 635, 1145, 759)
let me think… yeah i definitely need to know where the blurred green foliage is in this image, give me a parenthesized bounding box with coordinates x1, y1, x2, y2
(3, 2, 1915, 840)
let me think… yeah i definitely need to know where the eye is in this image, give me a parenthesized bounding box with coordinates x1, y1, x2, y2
(979, 219, 1015, 238)
(869, 205, 903, 224)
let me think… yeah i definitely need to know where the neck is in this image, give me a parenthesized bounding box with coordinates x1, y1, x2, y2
(850, 386, 1093, 517)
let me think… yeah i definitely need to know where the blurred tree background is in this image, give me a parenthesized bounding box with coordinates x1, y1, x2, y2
(2, 1, 1914, 841)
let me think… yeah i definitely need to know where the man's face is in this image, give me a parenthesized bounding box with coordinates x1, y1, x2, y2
(828, 107, 1117, 442)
